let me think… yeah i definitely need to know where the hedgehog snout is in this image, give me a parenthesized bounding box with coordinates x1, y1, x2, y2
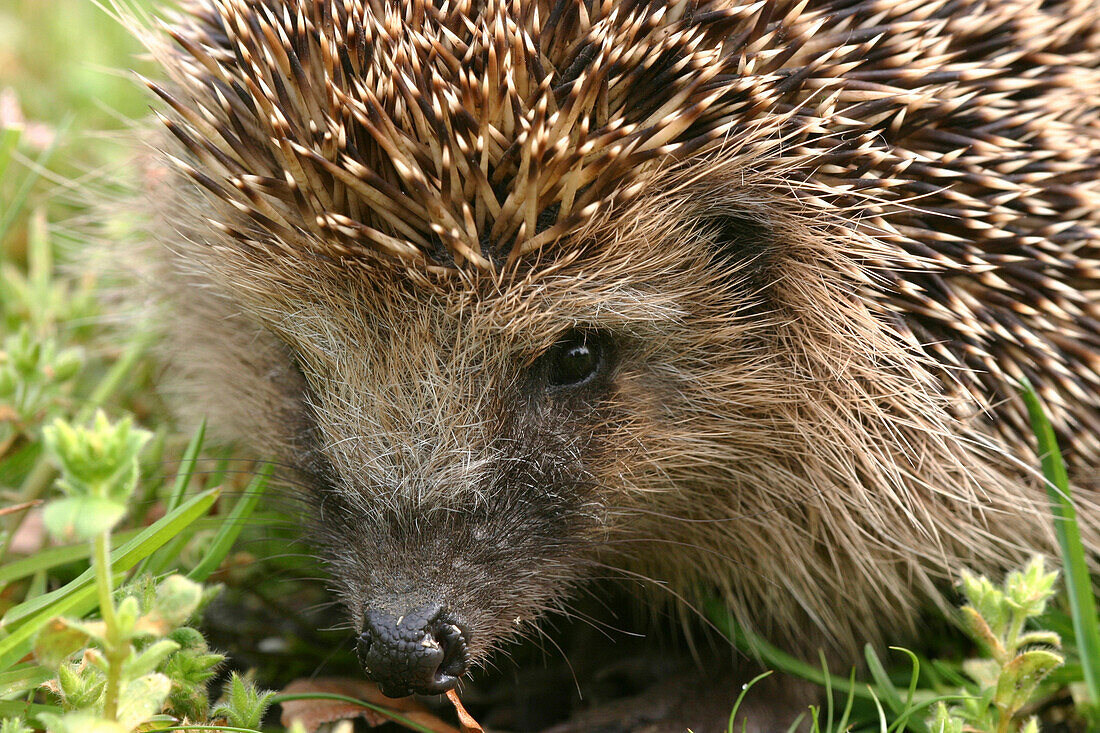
(356, 603, 470, 697)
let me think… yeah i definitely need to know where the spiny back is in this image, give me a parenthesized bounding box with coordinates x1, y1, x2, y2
(151, 0, 758, 268)
(150, 0, 1100, 455)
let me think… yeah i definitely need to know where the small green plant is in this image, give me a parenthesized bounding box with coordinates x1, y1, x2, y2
(933, 557, 1063, 733)
(0, 409, 284, 733)
(0, 206, 98, 336)
(0, 326, 82, 455)
(0, 21, 289, 732)
(159, 626, 225, 721)
(0, 719, 33, 733)
(41, 410, 151, 545)
(212, 672, 276, 729)
(0, 197, 274, 729)
(32, 411, 207, 731)
(715, 560, 1073, 733)
(714, 384, 1099, 733)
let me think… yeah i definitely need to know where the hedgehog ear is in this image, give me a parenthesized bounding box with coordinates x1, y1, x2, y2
(700, 214, 774, 293)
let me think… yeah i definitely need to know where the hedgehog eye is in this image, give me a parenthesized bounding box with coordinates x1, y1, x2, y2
(546, 330, 604, 387)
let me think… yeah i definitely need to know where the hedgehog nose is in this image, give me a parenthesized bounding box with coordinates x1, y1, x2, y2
(356, 603, 469, 697)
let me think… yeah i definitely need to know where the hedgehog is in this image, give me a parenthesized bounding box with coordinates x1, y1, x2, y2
(130, 0, 1100, 727)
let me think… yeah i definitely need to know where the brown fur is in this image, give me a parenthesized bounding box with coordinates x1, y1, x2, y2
(125, 0, 1100, 699)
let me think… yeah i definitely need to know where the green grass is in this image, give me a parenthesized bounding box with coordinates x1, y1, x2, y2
(1021, 381, 1100, 712)
(0, 5, 352, 731)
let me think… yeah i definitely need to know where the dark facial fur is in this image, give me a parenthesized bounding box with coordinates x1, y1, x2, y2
(135, 0, 1100, 694)
(291, 282, 618, 666)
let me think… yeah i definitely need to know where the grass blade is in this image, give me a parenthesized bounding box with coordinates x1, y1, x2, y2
(865, 644, 931, 733)
(0, 699, 57, 724)
(188, 464, 269, 582)
(1019, 379, 1100, 710)
(0, 488, 220, 670)
(0, 575, 118, 672)
(725, 672, 772, 733)
(0, 663, 50, 698)
(167, 420, 206, 514)
(0, 127, 22, 181)
(0, 527, 141, 585)
(0, 117, 68, 244)
(0, 486, 218, 668)
(135, 420, 207, 577)
(705, 598, 876, 702)
(865, 644, 904, 716)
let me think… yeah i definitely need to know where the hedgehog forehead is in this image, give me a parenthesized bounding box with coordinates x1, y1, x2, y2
(361, 263, 687, 344)
(156, 0, 763, 273)
(262, 252, 689, 381)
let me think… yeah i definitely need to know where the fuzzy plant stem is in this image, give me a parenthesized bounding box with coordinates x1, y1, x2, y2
(1004, 609, 1026, 661)
(94, 530, 123, 721)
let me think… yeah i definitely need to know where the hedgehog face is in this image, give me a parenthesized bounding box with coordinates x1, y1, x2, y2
(266, 238, 702, 692)
(266, 284, 592, 693)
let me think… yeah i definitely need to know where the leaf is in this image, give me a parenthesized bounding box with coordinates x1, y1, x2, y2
(2, 491, 219, 630)
(124, 639, 180, 678)
(0, 701, 57, 727)
(278, 677, 460, 733)
(56, 660, 106, 709)
(962, 658, 1001, 689)
(41, 497, 126, 542)
(113, 596, 141, 640)
(994, 650, 1063, 714)
(959, 606, 1004, 659)
(1004, 557, 1058, 616)
(55, 617, 108, 646)
(138, 574, 202, 633)
(188, 466, 269, 582)
(0, 716, 33, 733)
(115, 673, 172, 730)
(212, 672, 275, 729)
(33, 712, 127, 733)
(1015, 631, 1061, 648)
(446, 689, 484, 733)
(0, 527, 142, 585)
(0, 664, 51, 699)
(928, 702, 964, 733)
(42, 412, 151, 500)
(961, 572, 1010, 638)
(0, 489, 219, 671)
(31, 618, 87, 668)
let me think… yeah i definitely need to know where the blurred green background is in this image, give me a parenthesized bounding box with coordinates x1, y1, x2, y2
(0, 0, 155, 170)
